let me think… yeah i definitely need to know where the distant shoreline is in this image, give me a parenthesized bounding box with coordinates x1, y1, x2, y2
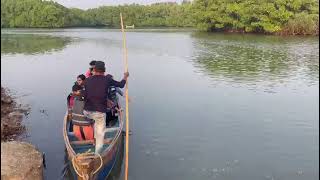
(1, 27, 318, 36)
(1, 27, 196, 30)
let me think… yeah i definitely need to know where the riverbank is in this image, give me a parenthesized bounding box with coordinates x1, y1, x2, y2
(1, 87, 28, 141)
(1, 141, 44, 180)
(1, 86, 44, 180)
(1, 27, 318, 36)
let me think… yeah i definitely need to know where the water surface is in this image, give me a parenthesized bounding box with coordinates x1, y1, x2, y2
(1, 29, 319, 180)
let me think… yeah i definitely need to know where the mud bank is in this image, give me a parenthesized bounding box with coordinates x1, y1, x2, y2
(1, 87, 27, 141)
(1, 86, 44, 180)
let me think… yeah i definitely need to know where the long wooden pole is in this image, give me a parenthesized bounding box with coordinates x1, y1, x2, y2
(120, 13, 130, 180)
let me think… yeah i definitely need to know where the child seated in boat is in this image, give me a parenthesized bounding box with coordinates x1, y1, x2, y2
(67, 74, 86, 108)
(71, 84, 94, 141)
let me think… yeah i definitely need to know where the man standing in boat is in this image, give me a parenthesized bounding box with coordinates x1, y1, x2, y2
(82, 61, 129, 154)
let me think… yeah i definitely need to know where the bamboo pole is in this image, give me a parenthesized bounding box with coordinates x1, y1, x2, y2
(120, 13, 130, 180)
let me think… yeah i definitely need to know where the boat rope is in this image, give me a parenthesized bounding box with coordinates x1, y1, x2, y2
(71, 151, 103, 180)
(120, 12, 130, 180)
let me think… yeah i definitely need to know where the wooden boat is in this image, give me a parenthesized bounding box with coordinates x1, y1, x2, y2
(125, 24, 135, 29)
(63, 89, 124, 180)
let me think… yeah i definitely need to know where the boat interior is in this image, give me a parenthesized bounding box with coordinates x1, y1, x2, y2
(66, 114, 121, 154)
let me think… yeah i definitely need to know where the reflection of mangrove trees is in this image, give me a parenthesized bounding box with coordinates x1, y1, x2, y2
(1, 34, 71, 55)
(191, 33, 319, 84)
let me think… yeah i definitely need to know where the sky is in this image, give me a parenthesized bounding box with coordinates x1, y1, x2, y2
(52, 0, 183, 9)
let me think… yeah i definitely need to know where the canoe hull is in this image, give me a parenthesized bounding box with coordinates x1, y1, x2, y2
(67, 133, 123, 180)
(63, 108, 124, 180)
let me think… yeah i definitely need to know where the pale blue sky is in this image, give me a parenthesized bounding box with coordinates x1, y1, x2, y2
(53, 0, 183, 9)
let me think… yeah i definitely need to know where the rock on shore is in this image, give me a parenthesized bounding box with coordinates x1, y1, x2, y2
(1, 141, 44, 180)
(1, 87, 27, 141)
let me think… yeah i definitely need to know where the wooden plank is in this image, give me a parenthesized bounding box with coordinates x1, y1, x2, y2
(105, 127, 120, 132)
(77, 155, 97, 160)
(70, 139, 112, 145)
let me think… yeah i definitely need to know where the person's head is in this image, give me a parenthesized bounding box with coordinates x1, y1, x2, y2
(89, 60, 96, 73)
(77, 74, 86, 86)
(93, 61, 105, 75)
(72, 84, 82, 95)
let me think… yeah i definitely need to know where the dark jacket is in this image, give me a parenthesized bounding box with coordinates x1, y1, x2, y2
(82, 74, 126, 113)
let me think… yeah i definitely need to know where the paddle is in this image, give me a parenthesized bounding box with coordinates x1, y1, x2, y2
(120, 13, 130, 180)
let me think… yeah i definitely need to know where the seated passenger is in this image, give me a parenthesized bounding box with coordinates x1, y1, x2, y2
(106, 86, 122, 127)
(76, 74, 86, 87)
(67, 74, 86, 108)
(71, 85, 94, 141)
(85, 60, 96, 78)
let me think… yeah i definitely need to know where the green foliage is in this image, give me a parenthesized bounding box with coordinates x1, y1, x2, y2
(1, 0, 70, 28)
(280, 12, 319, 35)
(1, 0, 195, 28)
(192, 0, 319, 34)
(0, 0, 318, 35)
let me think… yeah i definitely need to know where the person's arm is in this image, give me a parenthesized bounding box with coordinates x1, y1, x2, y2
(110, 79, 126, 88)
(109, 72, 129, 88)
(115, 87, 124, 96)
(67, 94, 72, 108)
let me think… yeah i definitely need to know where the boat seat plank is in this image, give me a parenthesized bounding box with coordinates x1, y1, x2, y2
(105, 127, 120, 132)
(71, 139, 113, 145)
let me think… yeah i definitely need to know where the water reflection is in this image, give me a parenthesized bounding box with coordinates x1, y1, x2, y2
(106, 134, 124, 180)
(61, 134, 124, 180)
(191, 32, 319, 86)
(1, 34, 71, 55)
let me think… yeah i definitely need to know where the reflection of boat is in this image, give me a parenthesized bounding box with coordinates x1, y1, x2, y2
(105, 134, 124, 180)
(61, 148, 74, 179)
(63, 88, 124, 180)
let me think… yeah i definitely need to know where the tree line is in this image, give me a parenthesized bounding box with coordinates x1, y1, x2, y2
(1, 0, 318, 35)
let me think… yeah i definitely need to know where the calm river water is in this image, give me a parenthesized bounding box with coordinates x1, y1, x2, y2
(1, 29, 319, 180)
